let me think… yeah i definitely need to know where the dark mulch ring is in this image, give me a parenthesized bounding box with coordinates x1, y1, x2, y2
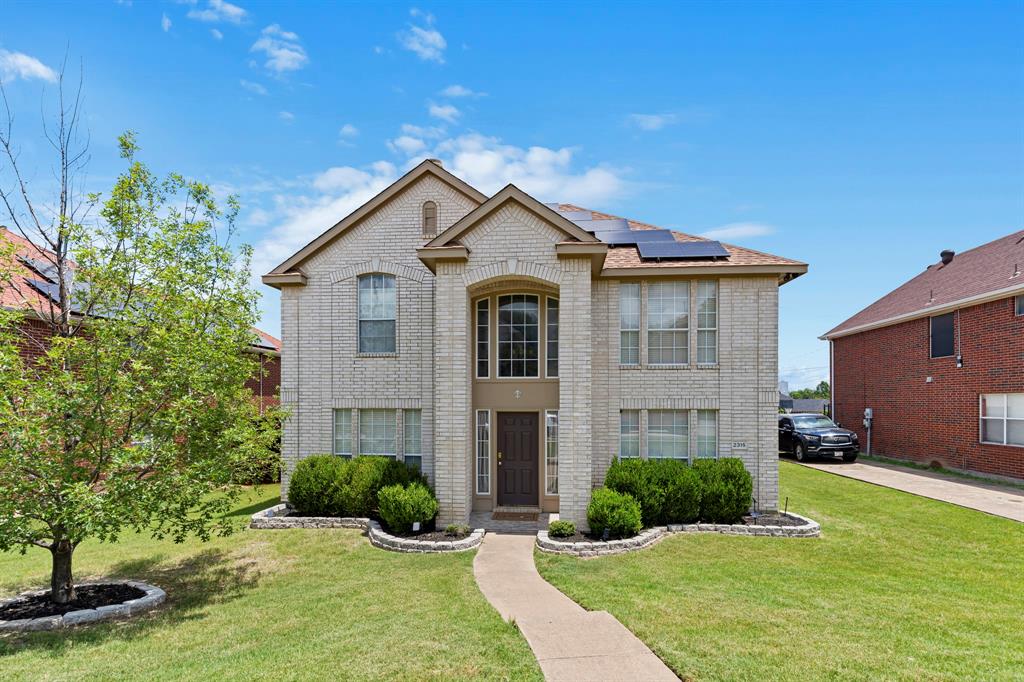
(0, 584, 145, 621)
(546, 531, 633, 544)
(744, 512, 804, 527)
(389, 530, 471, 542)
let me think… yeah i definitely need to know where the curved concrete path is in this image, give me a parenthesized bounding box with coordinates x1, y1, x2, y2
(474, 533, 677, 681)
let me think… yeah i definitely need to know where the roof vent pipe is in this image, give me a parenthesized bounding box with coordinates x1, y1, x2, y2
(940, 250, 955, 265)
(427, 158, 443, 168)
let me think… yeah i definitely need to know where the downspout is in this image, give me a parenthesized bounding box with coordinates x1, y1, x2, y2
(829, 339, 835, 419)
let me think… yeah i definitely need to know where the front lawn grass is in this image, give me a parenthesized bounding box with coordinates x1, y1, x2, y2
(536, 461, 1024, 681)
(0, 485, 541, 681)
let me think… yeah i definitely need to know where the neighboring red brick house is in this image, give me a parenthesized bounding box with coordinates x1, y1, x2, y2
(822, 230, 1024, 480)
(1, 226, 281, 411)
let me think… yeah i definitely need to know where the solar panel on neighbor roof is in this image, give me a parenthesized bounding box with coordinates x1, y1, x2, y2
(572, 218, 631, 232)
(637, 240, 730, 260)
(594, 230, 676, 246)
(18, 255, 59, 283)
(554, 210, 593, 221)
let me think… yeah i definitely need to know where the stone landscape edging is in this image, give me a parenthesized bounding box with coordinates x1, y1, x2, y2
(0, 581, 165, 633)
(536, 512, 821, 557)
(249, 504, 485, 553)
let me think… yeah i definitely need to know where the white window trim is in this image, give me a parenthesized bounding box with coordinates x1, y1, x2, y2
(1016, 294, 1024, 316)
(544, 410, 559, 495)
(357, 273, 397, 356)
(619, 283, 641, 367)
(495, 293, 541, 379)
(619, 409, 640, 458)
(476, 298, 489, 379)
(403, 409, 422, 466)
(647, 281, 690, 366)
(358, 408, 397, 458)
(647, 409, 690, 461)
(696, 280, 718, 366)
(696, 409, 719, 459)
(476, 409, 491, 495)
(545, 297, 559, 379)
(333, 408, 353, 458)
(979, 393, 1024, 448)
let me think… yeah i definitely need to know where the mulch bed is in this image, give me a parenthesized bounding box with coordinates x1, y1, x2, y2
(743, 513, 804, 527)
(546, 531, 629, 544)
(0, 584, 145, 620)
(390, 530, 470, 542)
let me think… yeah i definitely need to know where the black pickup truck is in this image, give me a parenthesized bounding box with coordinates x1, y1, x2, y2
(779, 413, 859, 462)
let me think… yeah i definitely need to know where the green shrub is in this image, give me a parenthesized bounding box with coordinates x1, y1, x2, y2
(444, 524, 471, 536)
(604, 457, 664, 527)
(378, 482, 439, 534)
(649, 459, 701, 524)
(341, 456, 428, 517)
(288, 455, 348, 516)
(547, 520, 576, 538)
(693, 458, 753, 523)
(586, 488, 642, 538)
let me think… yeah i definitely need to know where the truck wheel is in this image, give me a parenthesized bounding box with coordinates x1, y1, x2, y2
(843, 452, 858, 463)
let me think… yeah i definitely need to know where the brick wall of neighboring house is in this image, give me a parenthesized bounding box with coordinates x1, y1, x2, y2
(12, 316, 56, 361)
(832, 295, 1024, 479)
(245, 352, 281, 413)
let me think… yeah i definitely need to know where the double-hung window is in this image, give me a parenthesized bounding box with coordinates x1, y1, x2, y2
(403, 409, 422, 469)
(1016, 294, 1024, 316)
(358, 274, 396, 353)
(696, 410, 718, 459)
(545, 410, 559, 494)
(619, 283, 641, 365)
(546, 298, 559, 377)
(497, 294, 539, 377)
(619, 410, 640, 458)
(980, 394, 1024, 447)
(359, 409, 396, 457)
(648, 282, 689, 365)
(333, 409, 353, 458)
(648, 410, 688, 460)
(696, 280, 718, 364)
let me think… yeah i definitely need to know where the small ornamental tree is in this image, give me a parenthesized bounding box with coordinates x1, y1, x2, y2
(0, 74, 279, 604)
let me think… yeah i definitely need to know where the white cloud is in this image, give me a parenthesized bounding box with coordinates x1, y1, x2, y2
(373, 45, 385, 55)
(428, 102, 460, 123)
(278, 111, 295, 122)
(699, 222, 775, 241)
(397, 10, 446, 63)
(440, 84, 484, 98)
(339, 123, 359, 137)
(627, 113, 678, 131)
(388, 135, 426, 155)
(187, 0, 247, 24)
(0, 49, 58, 83)
(240, 79, 267, 95)
(251, 24, 309, 74)
(161, 13, 172, 32)
(211, 28, 224, 40)
(401, 123, 445, 139)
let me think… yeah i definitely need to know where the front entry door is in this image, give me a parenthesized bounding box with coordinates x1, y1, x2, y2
(496, 412, 539, 506)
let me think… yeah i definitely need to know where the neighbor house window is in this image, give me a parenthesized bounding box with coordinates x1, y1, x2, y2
(422, 201, 437, 236)
(546, 297, 559, 377)
(930, 312, 954, 358)
(333, 409, 352, 458)
(476, 410, 491, 494)
(619, 410, 640, 458)
(1016, 294, 1024, 316)
(648, 281, 689, 365)
(619, 283, 640, 365)
(648, 410, 688, 460)
(358, 274, 396, 353)
(403, 409, 422, 469)
(497, 294, 539, 377)
(545, 410, 559, 495)
(476, 298, 489, 378)
(696, 280, 718, 364)
(359, 409, 396, 457)
(980, 394, 1024, 447)
(696, 410, 718, 459)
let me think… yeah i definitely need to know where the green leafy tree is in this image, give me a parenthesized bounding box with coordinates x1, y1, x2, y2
(0, 74, 278, 604)
(790, 381, 830, 400)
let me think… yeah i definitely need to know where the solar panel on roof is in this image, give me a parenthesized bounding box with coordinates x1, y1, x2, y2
(594, 230, 676, 246)
(554, 210, 592, 221)
(572, 218, 631, 232)
(637, 240, 730, 261)
(25, 278, 88, 314)
(18, 255, 59, 283)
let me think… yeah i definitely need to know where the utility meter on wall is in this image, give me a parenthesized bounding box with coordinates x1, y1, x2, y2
(863, 407, 873, 429)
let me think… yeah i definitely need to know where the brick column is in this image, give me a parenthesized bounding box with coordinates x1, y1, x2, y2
(433, 260, 472, 525)
(557, 257, 593, 529)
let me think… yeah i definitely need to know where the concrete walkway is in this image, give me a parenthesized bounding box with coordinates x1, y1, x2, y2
(474, 533, 677, 681)
(799, 460, 1024, 522)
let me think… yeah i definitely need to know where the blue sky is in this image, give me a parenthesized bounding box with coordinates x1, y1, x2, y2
(2, 1, 1021, 388)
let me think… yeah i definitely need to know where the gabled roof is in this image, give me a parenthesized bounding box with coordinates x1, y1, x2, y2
(823, 229, 1024, 339)
(263, 159, 486, 284)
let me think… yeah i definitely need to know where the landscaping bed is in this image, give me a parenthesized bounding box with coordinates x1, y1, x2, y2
(0, 581, 165, 632)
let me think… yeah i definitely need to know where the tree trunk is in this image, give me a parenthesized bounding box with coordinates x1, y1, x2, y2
(50, 540, 76, 605)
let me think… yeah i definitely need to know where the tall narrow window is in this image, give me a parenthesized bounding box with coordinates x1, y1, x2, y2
(358, 274, 396, 353)
(619, 283, 640, 365)
(545, 410, 559, 494)
(497, 294, 539, 377)
(359, 409, 396, 457)
(546, 297, 559, 377)
(648, 410, 688, 460)
(333, 409, 352, 458)
(696, 280, 718, 364)
(422, 201, 437, 236)
(476, 298, 489, 378)
(403, 409, 422, 469)
(930, 313, 954, 358)
(619, 410, 640, 458)
(1016, 294, 1023, 316)
(648, 282, 689, 365)
(980, 394, 1024, 446)
(476, 410, 491, 494)
(696, 410, 718, 459)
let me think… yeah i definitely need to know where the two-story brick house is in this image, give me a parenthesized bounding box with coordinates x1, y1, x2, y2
(823, 230, 1024, 480)
(263, 160, 807, 527)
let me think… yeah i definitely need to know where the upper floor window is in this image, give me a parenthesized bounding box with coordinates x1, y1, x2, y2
(497, 294, 539, 377)
(476, 298, 489, 378)
(648, 281, 689, 365)
(1016, 294, 1023, 316)
(422, 201, 438, 236)
(358, 274, 396, 353)
(619, 283, 640, 365)
(546, 297, 559, 377)
(696, 280, 718, 364)
(980, 394, 1024, 447)
(929, 312, 954, 358)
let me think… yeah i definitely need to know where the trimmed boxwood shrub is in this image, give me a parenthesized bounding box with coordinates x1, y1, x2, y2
(548, 520, 576, 538)
(693, 458, 753, 523)
(288, 455, 348, 516)
(605, 457, 701, 525)
(341, 456, 429, 517)
(586, 488, 642, 538)
(604, 457, 664, 527)
(378, 482, 439, 534)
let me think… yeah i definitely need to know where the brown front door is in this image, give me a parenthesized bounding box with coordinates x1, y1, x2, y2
(497, 412, 539, 506)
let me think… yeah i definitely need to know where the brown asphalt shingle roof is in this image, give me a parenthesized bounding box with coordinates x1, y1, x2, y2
(823, 229, 1024, 338)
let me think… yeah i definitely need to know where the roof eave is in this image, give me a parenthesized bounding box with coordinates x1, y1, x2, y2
(600, 263, 808, 280)
(416, 245, 469, 274)
(261, 271, 308, 289)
